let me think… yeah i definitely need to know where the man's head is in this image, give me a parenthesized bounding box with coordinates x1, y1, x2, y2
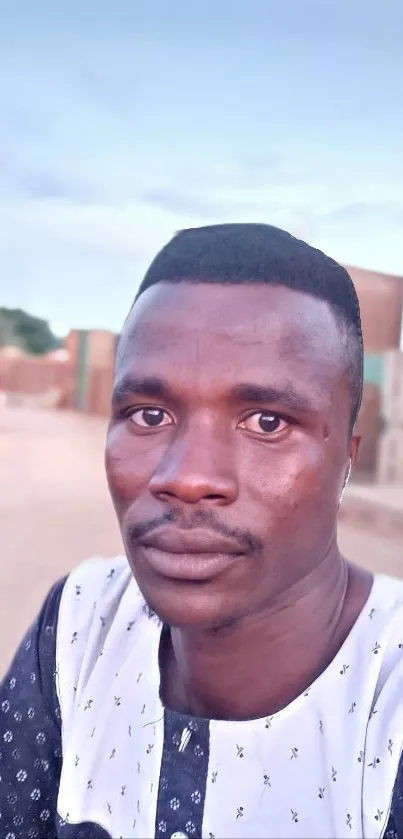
(106, 223, 363, 629)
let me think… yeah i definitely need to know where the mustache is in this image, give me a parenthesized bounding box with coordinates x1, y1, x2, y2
(127, 508, 263, 554)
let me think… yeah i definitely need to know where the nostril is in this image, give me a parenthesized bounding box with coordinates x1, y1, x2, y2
(155, 491, 226, 503)
(150, 475, 238, 505)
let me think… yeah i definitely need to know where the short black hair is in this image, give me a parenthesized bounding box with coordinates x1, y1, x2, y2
(135, 223, 363, 430)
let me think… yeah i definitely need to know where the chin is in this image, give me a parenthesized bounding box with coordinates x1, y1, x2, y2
(137, 576, 233, 630)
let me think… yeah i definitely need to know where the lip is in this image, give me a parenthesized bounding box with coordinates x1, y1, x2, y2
(141, 546, 241, 581)
(139, 527, 243, 555)
(138, 528, 244, 581)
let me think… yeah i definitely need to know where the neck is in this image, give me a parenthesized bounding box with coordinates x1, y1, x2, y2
(161, 549, 372, 720)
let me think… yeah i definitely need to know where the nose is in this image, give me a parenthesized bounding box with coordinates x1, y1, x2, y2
(148, 422, 238, 506)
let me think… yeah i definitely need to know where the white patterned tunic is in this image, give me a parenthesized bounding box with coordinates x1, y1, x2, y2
(2, 555, 403, 838)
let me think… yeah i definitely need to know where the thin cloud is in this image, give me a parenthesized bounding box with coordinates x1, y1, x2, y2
(317, 202, 403, 237)
(0, 0, 402, 330)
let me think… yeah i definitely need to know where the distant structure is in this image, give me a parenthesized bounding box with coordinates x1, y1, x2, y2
(346, 266, 403, 351)
(344, 266, 403, 479)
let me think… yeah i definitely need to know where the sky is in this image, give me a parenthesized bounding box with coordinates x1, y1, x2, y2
(0, 0, 402, 336)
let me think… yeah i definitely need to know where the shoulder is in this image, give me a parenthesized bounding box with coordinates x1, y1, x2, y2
(56, 554, 142, 664)
(58, 554, 134, 627)
(365, 574, 403, 690)
(1, 576, 68, 712)
(55, 556, 149, 730)
(371, 573, 403, 614)
(359, 574, 403, 836)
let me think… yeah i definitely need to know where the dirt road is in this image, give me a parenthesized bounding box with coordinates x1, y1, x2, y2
(1, 405, 402, 675)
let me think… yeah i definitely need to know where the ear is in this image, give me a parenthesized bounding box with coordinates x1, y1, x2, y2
(339, 435, 360, 505)
(349, 434, 361, 469)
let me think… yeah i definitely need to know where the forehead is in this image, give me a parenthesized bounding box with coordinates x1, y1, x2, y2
(118, 282, 346, 398)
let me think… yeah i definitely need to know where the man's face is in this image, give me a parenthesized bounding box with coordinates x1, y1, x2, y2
(106, 282, 357, 628)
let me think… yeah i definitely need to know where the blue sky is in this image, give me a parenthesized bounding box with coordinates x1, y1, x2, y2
(1, 0, 402, 335)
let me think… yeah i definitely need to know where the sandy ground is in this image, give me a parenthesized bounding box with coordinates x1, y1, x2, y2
(0, 405, 402, 676)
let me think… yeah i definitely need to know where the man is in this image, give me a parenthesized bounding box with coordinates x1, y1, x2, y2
(1, 223, 403, 839)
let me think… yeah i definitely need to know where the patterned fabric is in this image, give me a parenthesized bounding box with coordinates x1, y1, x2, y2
(0, 578, 66, 839)
(2, 556, 403, 838)
(154, 710, 209, 839)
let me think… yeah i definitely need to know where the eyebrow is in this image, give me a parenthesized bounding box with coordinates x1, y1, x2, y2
(231, 383, 314, 413)
(112, 375, 315, 414)
(111, 376, 171, 406)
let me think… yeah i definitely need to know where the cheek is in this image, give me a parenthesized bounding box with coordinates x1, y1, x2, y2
(242, 451, 340, 566)
(244, 442, 339, 517)
(284, 459, 343, 542)
(105, 424, 159, 502)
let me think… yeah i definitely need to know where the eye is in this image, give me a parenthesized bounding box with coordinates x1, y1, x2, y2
(238, 412, 288, 436)
(129, 408, 173, 428)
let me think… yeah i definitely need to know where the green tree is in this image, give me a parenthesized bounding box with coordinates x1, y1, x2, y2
(0, 308, 62, 356)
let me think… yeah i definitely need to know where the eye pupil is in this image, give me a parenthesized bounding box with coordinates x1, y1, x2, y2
(258, 413, 280, 433)
(143, 409, 164, 427)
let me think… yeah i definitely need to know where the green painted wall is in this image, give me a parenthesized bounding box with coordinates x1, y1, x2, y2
(76, 330, 89, 410)
(363, 354, 384, 388)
